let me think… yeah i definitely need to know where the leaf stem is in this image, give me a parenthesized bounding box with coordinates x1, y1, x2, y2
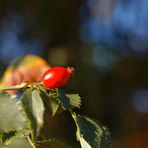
(27, 136, 36, 148)
(0, 82, 27, 91)
(70, 110, 80, 141)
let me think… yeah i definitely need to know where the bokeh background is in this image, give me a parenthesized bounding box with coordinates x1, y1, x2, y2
(0, 0, 148, 147)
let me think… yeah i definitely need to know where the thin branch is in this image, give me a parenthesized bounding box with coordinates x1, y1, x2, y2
(0, 82, 27, 91)
(27, 136, 36, 148)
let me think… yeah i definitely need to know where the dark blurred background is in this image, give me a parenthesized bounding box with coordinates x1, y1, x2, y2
(0, 0, 148, 147)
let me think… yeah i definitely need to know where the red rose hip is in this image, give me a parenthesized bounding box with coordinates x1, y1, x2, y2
(41, 66, 74, 89)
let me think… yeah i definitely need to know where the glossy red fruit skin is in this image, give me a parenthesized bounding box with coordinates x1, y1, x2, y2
(41, 66, 73, 89)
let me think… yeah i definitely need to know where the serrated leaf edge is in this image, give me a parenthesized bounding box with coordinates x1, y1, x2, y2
(0, 93, 30, 133)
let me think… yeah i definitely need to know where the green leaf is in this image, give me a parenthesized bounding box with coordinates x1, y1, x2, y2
(56, 89, 71, 109)
(21, 89, 45, 138)
(38, 85, 60, 117)
(0, 138, 33, 148)
(35, 138, 67, 148)
(57, 89, 81, 110)
(48, 92, 60, 117)
(37, 84, 48, 95)
(1, 129, 31, 145)
(0, 134, 2, 144)
(46, 89, 81, 112)
(72, 113, 110, 148)
(31, 89, 45, 136)
(0, 83, 27, 91)
(100, 126, 110, 148)
(38, 86, 81, 116)
(0, 92, 29, 133)
(65, 94, 81, 108)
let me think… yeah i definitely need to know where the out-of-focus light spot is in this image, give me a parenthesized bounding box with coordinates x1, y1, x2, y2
(23, 38, 44, 56)
(92, 46, 116, 72)
(127, 35, 148, 54)
(86, 0, 98, 9)
(0, 13, 44, 64)
(113, 0, 148, 53)
(132, 89, 148, 113)
(79, 0, 115, 45)
(48, 48, 68, 66)
(113, 0, 137, 34)
(79, 19, 100, 44)
(80, 0, 148, 54)
(113, 0, 148, 36)
(80, 18, 115, 45)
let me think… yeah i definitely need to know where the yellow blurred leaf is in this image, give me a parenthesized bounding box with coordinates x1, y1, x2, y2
(0, 54, 50, 94)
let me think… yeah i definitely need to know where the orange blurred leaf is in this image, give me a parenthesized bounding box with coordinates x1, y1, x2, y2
(0, 54, 50, 94)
